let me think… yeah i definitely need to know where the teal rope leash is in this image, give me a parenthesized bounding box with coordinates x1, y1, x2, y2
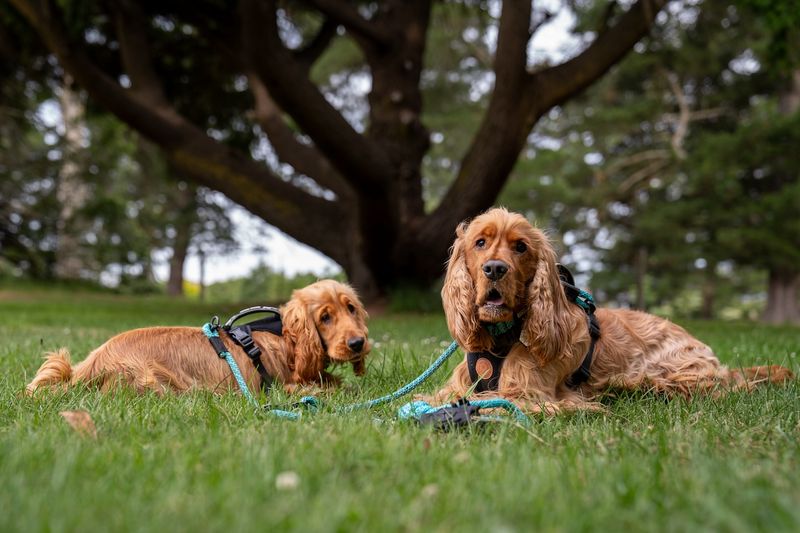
(206, 318, 529, 426)
(338, 340, 460, 412)
(205, 319, 460, 419)
(263, 340, 461, 418)
(397, 398, 530, 425)
(202, 322, 260, 409)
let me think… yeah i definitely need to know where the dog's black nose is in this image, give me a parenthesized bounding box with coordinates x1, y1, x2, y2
(347, 337, 365, 353)
(482, 260, 509, 281)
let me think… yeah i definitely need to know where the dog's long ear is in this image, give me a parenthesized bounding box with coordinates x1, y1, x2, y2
(521, 235, 571, 365)
(441, 221, 491, 351)
(351, 297, 369, 376)
(282, 295, 325, 382)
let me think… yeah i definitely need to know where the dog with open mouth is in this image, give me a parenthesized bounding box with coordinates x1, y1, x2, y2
(26, 280, 370, 395)
(429, 207, 793, 414)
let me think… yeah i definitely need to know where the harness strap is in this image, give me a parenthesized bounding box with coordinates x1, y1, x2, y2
(564, 313, 600, 388)
(226, 325, 274, 393)
(466, 351, 505, 393)
(220, 310, 282, 394)
(202, 322, 259, 408)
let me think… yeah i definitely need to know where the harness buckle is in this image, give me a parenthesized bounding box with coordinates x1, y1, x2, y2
(228, 327, 263, 361)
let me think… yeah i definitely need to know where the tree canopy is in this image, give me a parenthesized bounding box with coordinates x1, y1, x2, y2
(4, 0, 668, 298)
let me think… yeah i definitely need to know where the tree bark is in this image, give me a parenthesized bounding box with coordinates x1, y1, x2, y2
(54, 76, 91, 280)
(763, 270, 800, 325)
(700, 262, 716, 320)
(763, 69, 800, 324)
(166, 185, 197, 297)
(634, 246, 648, 311)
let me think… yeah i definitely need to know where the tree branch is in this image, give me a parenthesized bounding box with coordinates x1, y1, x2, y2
(532, 0, 668, 111)
(422, 0, 668, 250)
(0, 23, 15, 62)
(8, 0, 350, 265)
(664, 69, 689, 160)
(240, 0, 390, 192)
(294, 18, 339, 67)
(422, 0, 534, 241)
(306, 0, 391, 48)
(247, 72, 351, 197)
(112, 0, 167, 106)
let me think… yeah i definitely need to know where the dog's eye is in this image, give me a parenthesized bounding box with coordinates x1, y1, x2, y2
(320, 313, 331, 324)
(347, 303, 356, 314)
(475, 238, 486, 249)
(515, 241, 527, 253)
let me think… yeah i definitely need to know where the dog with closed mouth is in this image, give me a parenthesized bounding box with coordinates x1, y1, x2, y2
(26, 279, 370, 395)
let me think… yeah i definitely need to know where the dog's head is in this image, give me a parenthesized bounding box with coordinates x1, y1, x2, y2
(282, 279, 370, 380)
(441, 207, 570, 359)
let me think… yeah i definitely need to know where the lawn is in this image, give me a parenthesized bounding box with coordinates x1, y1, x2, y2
(1, 286, 798, 532)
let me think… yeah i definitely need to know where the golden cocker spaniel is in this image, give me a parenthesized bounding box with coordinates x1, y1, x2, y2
(431, 207, 793, 414)
(26, 279, 370, 395)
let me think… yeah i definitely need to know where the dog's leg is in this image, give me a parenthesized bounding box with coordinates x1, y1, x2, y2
(421, 361, 472, 404)
(729, 365, 794, 388)
(623, 342, 762, 397)
(319, 371, 342, 388)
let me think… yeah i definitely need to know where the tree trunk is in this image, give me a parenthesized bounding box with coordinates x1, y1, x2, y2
(198, 248, 206, 302)
(53, 76, 91, 280)
(166, 222, 191, 296)
(700, 264, 716, 320)
(634, 246, 648, 311)
(763, 70, 800, 324)
(763, 270, 800, 325)
(166, 184, 197, 297)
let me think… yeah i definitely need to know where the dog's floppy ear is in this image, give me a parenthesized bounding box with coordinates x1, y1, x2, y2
(282, 294, 325, 382)
(351, 298, 369, 376)
(441, 221, 491, 352)
(521, 235, 571, 365)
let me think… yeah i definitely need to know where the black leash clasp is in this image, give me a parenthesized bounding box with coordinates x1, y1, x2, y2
(228, 326, 263, 361)
(417, 399, 481, 431)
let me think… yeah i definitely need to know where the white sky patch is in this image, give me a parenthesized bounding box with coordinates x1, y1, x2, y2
(152, 204, 340, 284)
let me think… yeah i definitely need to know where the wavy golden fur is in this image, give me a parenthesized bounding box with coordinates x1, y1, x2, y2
(431, 207, 793, 414)
(26, 280, 370, 395)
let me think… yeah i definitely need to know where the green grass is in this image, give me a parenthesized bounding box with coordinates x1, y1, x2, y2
(1, 286, 799, 532)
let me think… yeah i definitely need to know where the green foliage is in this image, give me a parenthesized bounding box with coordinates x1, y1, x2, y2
(498, 0, 800, 317)
(1, 287, 799, 531)
(201, 264, 343, 305)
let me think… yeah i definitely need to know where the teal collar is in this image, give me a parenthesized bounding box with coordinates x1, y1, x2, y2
(485, 319, 517, 337)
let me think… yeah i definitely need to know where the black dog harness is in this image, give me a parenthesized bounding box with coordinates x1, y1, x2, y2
(467, 264, 601, 392)
(207, 306, 283, 393)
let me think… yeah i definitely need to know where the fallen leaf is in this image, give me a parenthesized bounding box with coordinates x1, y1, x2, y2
(59, 410, 97, 438)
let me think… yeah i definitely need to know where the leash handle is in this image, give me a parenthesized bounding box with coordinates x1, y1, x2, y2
(223, 306, 281, 330)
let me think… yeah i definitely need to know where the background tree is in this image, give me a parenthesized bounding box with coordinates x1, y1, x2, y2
(6, 0, 669, 299)
(497, 0, 799, 323)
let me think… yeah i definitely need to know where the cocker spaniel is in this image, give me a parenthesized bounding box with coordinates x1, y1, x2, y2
(26, 279, 370, 395)
(431, 207, 793, 414)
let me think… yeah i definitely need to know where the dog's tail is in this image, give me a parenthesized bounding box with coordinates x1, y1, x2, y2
(728, 365, 794, 389)
(25, 348, 74, 395)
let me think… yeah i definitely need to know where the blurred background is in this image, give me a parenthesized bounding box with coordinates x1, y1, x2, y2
(1, 0, 798, 323)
